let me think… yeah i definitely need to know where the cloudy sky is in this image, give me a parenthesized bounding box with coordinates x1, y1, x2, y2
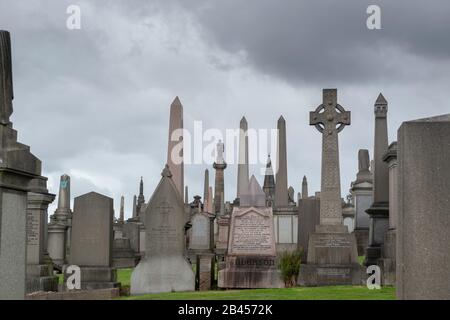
(1, 0, 449, 218)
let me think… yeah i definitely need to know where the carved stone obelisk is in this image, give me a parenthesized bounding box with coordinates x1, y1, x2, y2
(298, 89, 360, 286)
(275, 116, 288, 207)
(236, 117, 249, 201)
(213, 140, 226, 214)
(301, 176, 308, 199)
(167, 97, 184, 201)
(365, 93, 390, 266)
(203, 169, 209, 204)
(263, 155, 275, 206)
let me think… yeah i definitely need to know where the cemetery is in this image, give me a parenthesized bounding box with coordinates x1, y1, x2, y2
(0, 2, 449, 303)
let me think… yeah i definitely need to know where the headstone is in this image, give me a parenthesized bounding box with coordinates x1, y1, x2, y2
(122, 222, 140, 255)
(397, 115, 450, 299)
(0, 30, 43, 299)
(213, 140, 227, 214)
(112, 237, 139, 269)
(189, 212, 213, 251)
(131, 166, 194, 294)
(219, 176, 282, 288)
(365, 93, 390, 266)
(236, 116, 249, 200)
(298, 89, 360, 286)
(350, 150, 373, 255)
(68, 192, 118, 289)
(167, 97, 184, 200)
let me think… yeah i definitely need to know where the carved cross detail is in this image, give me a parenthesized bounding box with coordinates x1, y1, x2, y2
(310, 89, 350, 135)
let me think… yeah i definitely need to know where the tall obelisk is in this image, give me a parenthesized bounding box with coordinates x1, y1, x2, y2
(167, 96, 184, 201)
(275, 116, 288, 207)
(203, 169, 209, 203)
(365, 93, 390, 266)
(301, 176, 308, 199)
(236, 117, 249, 201)
(119, 196, 125, 223)
(213, 140, 227, 214)
(263, 155, 275, 206)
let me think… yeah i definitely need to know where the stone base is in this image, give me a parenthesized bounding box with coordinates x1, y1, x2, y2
(26, 264, 58, 293)
(297, 264, 363, 286)
(196, 254, 215, 291)
(130, 255, 195, 294)
(298, 225, 361, 286)
(364, 203, 389, 266)
(64, 267, 119, 290)
(218, 256, 283, 289)
(26, 288, 120, 300)
(112, 238, 140, 268)
(378, 229, 396, 286)
(354, 228, 369, 256)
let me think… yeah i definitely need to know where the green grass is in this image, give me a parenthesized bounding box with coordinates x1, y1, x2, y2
(117, 268, 133, 287)
(358, 256, 365, 265)
(118, 286, 395, 300)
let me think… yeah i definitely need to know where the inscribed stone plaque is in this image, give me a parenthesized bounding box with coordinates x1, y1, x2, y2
(189, 213, 210, 250)
(228, 207, 276, 256)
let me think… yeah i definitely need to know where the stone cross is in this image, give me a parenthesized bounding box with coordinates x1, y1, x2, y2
(310, 89, 350, 225)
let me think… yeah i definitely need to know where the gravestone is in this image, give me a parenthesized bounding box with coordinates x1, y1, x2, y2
(131, 166, 194, 294)
(397, 115, 450, 300)
(298, 89, 361, 286)
(189, 212, 213, 251)
(219, 176, 282, 288)
(68, 192, 118, 289)
(0, 30, 43, 299)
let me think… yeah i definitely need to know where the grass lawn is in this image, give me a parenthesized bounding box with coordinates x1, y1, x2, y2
(119, 286, 395, 300)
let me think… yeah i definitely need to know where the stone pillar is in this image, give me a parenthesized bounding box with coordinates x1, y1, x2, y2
(301, 176, 308, 199)
(47, 174, 72, 266)
(203, 169, 209, 204)
(275, 116, 288, 207)
(184, 186, 189, 205)
(397, 115, 450, 300)
(350, 149, 373, 255)
(132, 195, 137, 219)
(0, 30, 47, 299)
(197, 254, 215, 291)
(167, 97, 184, 201)
(236, 116, 249, 200)
(380, 142, 397, 285)
(119, 195, 125, 223)
(213, 140, 226, 214)
(365, 94, 390, 266)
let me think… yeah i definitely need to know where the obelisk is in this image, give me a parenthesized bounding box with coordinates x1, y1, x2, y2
(167, 96, 184, 201)
(203, 169, 209, 203)
(301, 176, 308, 199)
(132, 195, 137, 219)
(275, 116, 289, 207)
(365, 93, 390, 266)
(298, 89, 359, 286)
(263, 155, 275, 206)
(236, 117, 249, 200)
(136, 177, 145, 216)
(213, 140, 227, 214)
(119, 196, 125, 223)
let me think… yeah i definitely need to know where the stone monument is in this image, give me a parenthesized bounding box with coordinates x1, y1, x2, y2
(213, 140, 226, 214)
(350, 150, 373, 255)
(298, 89, 360, 286)
(0, 30, 47, 299)
(131, 165, 194, 294)
(219, 176, 282, 288)
(167, 97, 184, 201)
(365, 94, 390, 266)
(236, 116, 249, 201)
(397, 115, 450, 300)
(262, 155, 275, 206)
(68, 192, 118, 289)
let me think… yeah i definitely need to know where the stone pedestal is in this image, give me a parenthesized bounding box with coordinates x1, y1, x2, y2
(215, 215, 230, 255)
(64, 267, 118, 290)
(297, 199, 320, 260)
(298, 225, 361, 286)
(197, 254, 215, 291)
(364, 204, 389, 266)
(47, 222, 67, 267)
(112, 238, 139, 268)
(354, 228, 369, 256)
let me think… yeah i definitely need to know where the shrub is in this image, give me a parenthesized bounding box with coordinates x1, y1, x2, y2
(277, 250, 302, 287)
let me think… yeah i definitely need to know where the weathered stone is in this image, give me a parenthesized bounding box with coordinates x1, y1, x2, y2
(131, 166, 194, 294)
(236, 116, 249, 200)
(275, 116, 289, 207)
(298, 89, 360, 286)
(263, 155, 275, 206)
(297, 198, 320, 260)
(397, 115, 450, 300)
(68, 192, 118, 289)
(365, 94, 390, 266)
(196, 254, 215, 291)
(167, 97, 184, 200)
(213, 140, 226, 214)
(301, 176, 308, 199)
(189, 211, 213, 251)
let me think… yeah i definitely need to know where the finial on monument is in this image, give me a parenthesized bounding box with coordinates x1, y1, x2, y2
(374, 93, 388, 117)
(0, 30, 14, 125)
(162, 164, 172, 177)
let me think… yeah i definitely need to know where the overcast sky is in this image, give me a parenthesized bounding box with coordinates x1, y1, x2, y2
(1, 0, 449, 218)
